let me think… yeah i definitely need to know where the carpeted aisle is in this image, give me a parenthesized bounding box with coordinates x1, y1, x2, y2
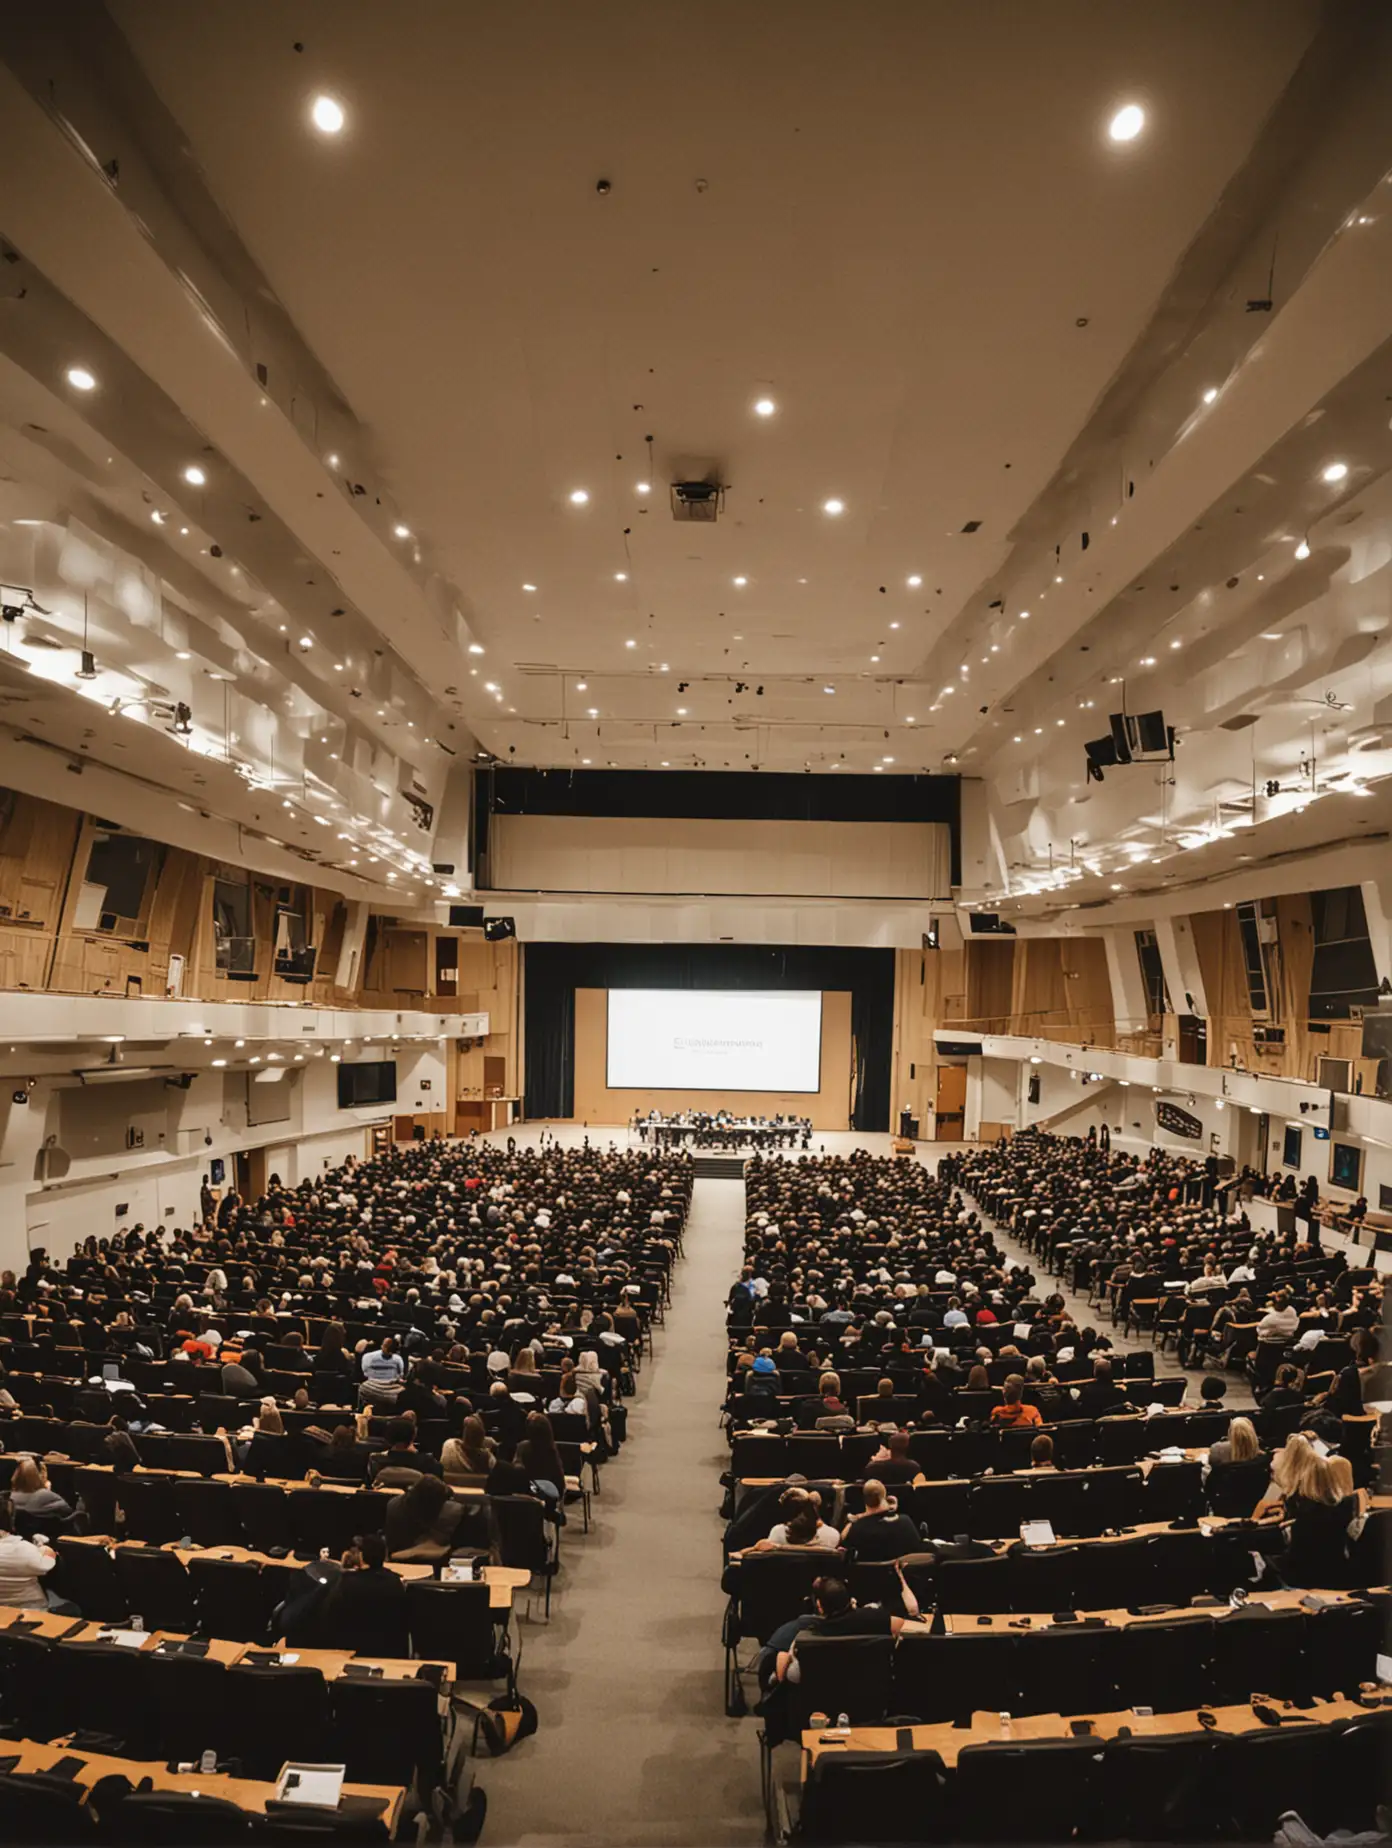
(481, 1175, 762, 1847)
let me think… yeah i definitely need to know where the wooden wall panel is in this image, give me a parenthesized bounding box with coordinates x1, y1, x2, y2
(965, 940, 1015, 1029)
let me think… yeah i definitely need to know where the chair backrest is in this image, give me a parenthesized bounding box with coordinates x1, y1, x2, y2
(0, 1772, 93, 1843)
(223, 1663, 333, 1778)
(736, 1548, 846, 1643)
(112, 1545, 196, 1634)
(329, 1676, 443, 1788)
(797, 1750, 949, 1845)
(188, 1556, 276, 1645)
(53, 1538, 129, 1622)
(404, 1579, 497, 1679)
(953, 1738, 1105, 1841)
(784, 1633, 894, 1736)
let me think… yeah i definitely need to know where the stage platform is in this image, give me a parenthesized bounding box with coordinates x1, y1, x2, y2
(472, 1121, 953, 1166)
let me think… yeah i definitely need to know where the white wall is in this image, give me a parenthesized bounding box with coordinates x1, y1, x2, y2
(4, 1045, 445, 1270)
(489, 814, 952, 900)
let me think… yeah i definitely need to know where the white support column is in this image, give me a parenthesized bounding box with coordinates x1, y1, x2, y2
(334, 902, 370, 991)
(1361, 877, 1392, 995)
(1102, 928, 1150, 1034)
(1155, 916, 1209, 1019)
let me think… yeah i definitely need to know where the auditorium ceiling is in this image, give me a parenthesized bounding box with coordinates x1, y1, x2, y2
(0, 1, 1388, 917)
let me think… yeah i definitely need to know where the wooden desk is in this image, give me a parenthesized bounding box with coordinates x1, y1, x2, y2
(248, 1646, 451, 1683)
(943, 1587, 1371, 1635)
(2, 1736, 405, 1828)
(803, 1694, 1389, 1773)
(163, 1542, 432, 1581)
(0, 1605, 82, 1639)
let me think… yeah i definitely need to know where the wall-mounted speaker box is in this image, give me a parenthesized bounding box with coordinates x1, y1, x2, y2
(1318, 1056, 1352, 1093)
(448, 905, 486, 928)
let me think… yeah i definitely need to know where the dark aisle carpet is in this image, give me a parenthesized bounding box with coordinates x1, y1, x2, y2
(479, 1176, 762, 1847)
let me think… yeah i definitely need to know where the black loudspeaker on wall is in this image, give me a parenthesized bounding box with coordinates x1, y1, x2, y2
(483, 916, 516, 942)
(1027, 1073, 1041, 1104)
(448, 905, 486, 928)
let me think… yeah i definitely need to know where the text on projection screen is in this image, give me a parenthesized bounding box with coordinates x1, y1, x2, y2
(605, 989, 823, 1092)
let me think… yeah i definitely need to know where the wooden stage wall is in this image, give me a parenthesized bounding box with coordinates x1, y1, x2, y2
(570, 987, 854, 1129)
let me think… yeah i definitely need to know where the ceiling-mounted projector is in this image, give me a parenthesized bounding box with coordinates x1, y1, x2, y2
(670, 480, 723, 523)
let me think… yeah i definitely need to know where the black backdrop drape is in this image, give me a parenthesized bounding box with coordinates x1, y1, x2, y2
(523, 942, 895, 1132)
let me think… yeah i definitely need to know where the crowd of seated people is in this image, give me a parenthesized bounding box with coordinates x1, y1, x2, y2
(0, 1136, 689, 1571)
(719, 1139, 1390, 1839)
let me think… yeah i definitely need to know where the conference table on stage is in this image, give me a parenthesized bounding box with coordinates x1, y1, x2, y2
(635, 1111, 812, 1150)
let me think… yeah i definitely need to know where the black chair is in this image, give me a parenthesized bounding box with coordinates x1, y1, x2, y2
(784, 1634, 894, 1739)
(112, 1545, 196, 1634)
(230, 1482, 294, 1552)
(404, 1580, 503, 1682)
(329, 1676, 445, 1791)
(53, 1539, 129, 1622)
(795, 1749, 949, 1843)
(1305, 1599, 1380, 1697)
(1010, 1543, 1086, 1614)
(175, 1480, 246, 1547)
(222, 1663, 334, 1778)
(489, 1494, 559, 1615)
(0, 1629, 62, 1739)
(1334, 1710, 1392, 1833)
(48, 1640, 154, 1754)
(144, 1650, 232, 1764)
(951, 1738, 1104, 1842)
(1094, 1733, 1219, 1843)
(934, 1555, 1014, 1614)
(102, 1790, 251, 1843)
(0, 1772, 94, 1843)
(967, 1477, 1031, 1541)
(1028, 1472, 1094, 1539)
(1204, 1456, 1271, 1519)
(895, 1631, 1019, 1724)
(1115, 1614, 1214, 1713)
(287, 1488, 362, 1560)
(1210, 1606, 1307, 1704)
(1076, 1536, 1154, 1610)
(1216, 1726, 1331, 1841)
(188, 1557, 275, 1644)
(913, 1480, 971, 1539)
(1014, 1624, 1121, 1717)
(118, 1474, 183, 1544)
(1143, 1461, 1204, 1523)
(72, 1468, 121, 1535)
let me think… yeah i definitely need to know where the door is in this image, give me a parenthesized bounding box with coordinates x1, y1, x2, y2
(934, 1064, 967, 1140)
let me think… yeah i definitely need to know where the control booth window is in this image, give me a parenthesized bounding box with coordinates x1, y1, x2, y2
(74, 831, 165, 937)
(273, 884, 316, 982)
(213, 873, 256, 977)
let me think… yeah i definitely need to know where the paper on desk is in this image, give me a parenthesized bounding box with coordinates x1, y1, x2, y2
(276, 1764, 344, 1808)
(96, 1628, 149, 1648)
(1020, 1520, 1056, 1547)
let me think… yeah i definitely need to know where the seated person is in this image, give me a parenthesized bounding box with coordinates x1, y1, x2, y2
(384, 1473, 466, 1558)
(321, 1532, 408, 1654)
(860, 1429, 920, 1487)
(1260, 1364, 1306, 1414)
(990, 1374, 1042, 1428)
(1021, 1432, 1057, 1471)
(0, 1495, 75, 1612)
(8, 1458, 73, 1523)
(840, 1479, 922, 1563)
(774, 1569, 925, 1682)
(743, 1486, 840, 1553)
(1207, 1414, 1261, 1468)
(366, 1415, 443, 1485)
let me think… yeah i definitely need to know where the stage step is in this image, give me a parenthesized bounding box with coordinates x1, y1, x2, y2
(692, 1154, 747, 1180)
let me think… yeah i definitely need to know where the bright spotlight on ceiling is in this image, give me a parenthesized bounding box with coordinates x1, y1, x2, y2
(822, 498, 845, 516)
(311, 94, 345, 134)
(66, 365, 97, 391)
(753, 398, 777, 417)
(1108, 103, 1145, 142)
(1321, 461, 1349, 483)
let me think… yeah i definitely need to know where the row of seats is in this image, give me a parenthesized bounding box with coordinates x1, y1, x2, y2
(735, 1459, 1261, 1542)
(48, 1544, 507, 1670)
(792, 1713, 1392, 1845)
(0, 1770, 394, 1845)
(0, 1630, 450, 1787)
(774, 1603, 1383, 1738)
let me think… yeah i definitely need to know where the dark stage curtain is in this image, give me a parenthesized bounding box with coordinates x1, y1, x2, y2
(522, 942, 894, 1132)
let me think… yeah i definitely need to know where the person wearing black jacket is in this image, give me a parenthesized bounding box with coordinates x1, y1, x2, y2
(320, 1534, 408, 1655)
(840, 1481, 921, 1563)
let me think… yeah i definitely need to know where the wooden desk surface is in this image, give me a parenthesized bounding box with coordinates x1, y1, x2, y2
(0, 1605, 82, 1639)
(803, 1694, 1388, 1772)
(943, 1587, 1370, 1635)
(3, 1736, 405, 1827)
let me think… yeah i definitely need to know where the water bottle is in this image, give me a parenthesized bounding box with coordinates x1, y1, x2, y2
(836, 1711, 850, 1739)
(999, 1711, 1012, 1736)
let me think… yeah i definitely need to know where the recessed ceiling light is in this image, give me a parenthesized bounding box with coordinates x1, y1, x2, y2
(624, 638, 636, 648)
(823, 685, 835, 694)
(484, 682, 498, 693)
(870, 655, 880, 663)
(393, 523, 410, 538)
(1293, 538, 1311, 560)
(183, 464, 207, 486)
(905, 716, 915, 725)
(587, 707, 598, 717)
(822, 498, 845, 516)
(660, 760, 670, 767)
(883, 756, 895, 764)
(1202, 388, 1218, 405)
(753, 398, 777, 417)
(907, 575, 922, 587)
(175, 650, 191, 660)
(676, 707, 687, 715)
(150, 510, 166, 525)
(1170, 639, 1182, 649)
(1139, 656, 1156, 666)
(582, 758, 592, 765)
(310, 94, 345, 135)
(568, 489, 590, 505)
(635, 483, 650, 495)
(1322, 461, 1349, 483)
(733, 575, 747, 587)
(576, 680, 587, 690)
(1108, 102, 1145, 142)
(873, 765, 884, 773)
(615, 572, 628, 582)
(66, 365, 97, 391)
(522, 583, 537, 592)
(1260, 632, 1282, 641)
(468, 643, 484, 655)
(1019, 610, 1030, 620)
